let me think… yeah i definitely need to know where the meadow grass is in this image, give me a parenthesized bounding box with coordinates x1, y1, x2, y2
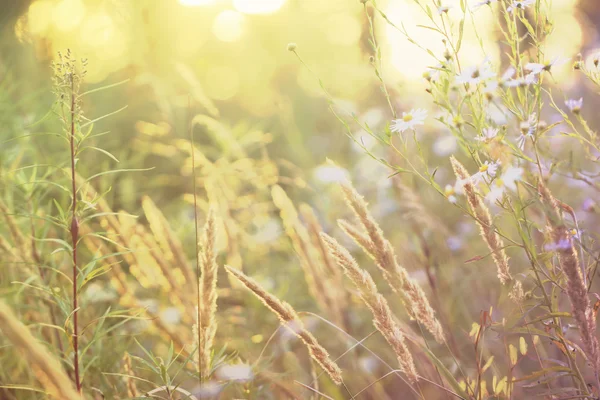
(2, 0, 600, 399)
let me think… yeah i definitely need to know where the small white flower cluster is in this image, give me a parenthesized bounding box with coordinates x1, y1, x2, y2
(506, 0, 534, 13)
(445, 159, 523, 205)
(472, 0, 534, 13)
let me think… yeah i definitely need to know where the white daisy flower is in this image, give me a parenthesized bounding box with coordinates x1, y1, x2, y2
(470, 160, 500, 185)
(476, 127, 499, 143)
(499, 67, 517, 87)
(438, 5, 452, 14)
(507, 0, 534, 13)
(565, 97, 583, 114)
(501, 166, 523, 191)
(445, 184, 458, 204)
(456, 59, 496, 85)
(503, 73, 538, 88)
(485, 166, 523, 203)
(486, 183, 504, 204)
(472, 0, 497, 11)
(391, 108, 427, 133)
(517, 113, 538, 150)
(501, 67, 516, 81)
(423, 63, 446, 83)
(525, 57, 568, 75)
(482, 160, 500, 178)
(523, 73, 539, 85)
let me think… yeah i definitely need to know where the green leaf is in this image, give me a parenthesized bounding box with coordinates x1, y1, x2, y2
(78, 78, 130, 97)
(81, 146, 119, 162)
(80, 105, 128, 128)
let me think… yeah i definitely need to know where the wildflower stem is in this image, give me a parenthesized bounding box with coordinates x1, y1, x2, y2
(69, 73, 81, 393)
(189, 97, 203, 384)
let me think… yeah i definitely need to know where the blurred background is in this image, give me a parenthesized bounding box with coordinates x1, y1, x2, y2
(1, 0, 598, 175)
(2, 1, 600, 396)
(2, 0, 598, 209)
(2, 0, 600, 338)
(1, 0, 599, 313)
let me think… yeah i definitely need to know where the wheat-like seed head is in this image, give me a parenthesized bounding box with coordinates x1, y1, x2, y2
(271, 185, 342, 325)
(450, 156, 512, 285)
(339, 182, 445, 343)
(320, 233, 418, 381)
(123, 353, 138, 398)
(198, 207, 219, 381)
(538, 181, 599, 374)
(299, 203, 348, 329)
(224, 265, 343, 385)
(142, 196, 195, 284)
(0, 301, 82, 400)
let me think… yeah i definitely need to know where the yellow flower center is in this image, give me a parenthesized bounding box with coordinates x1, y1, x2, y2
(479, 164, 488, 172)
(403, 114, 413, 122)
(495, 178, 504, 187)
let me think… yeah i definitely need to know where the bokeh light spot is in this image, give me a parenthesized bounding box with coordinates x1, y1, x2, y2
(179, 0, 216, 6)
(28, 0, 54, 34)
(233, 0, 286, 15)
(52, 0, 86, 32)
(212, 10, 245, 42)
(80, 13, 115, 47)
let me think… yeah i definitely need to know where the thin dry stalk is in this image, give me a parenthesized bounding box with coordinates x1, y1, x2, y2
(68, 66, 82, 394)
(299, 204, 343, 283)
(339, 183, 444, 343)
(450, 157, 512, 285)
(122, 353, 139, 398)
(538, 181, 600, 374)
(0, 301, 82, 400)
(320, 233, 418, 382)
(271, 185, 339, 324)
(197, 208, 219, 381)
(142, 196, 195, 284)
(0, 199, 28, 254)
(300, 204, 350, 331)
(224, 265, 343, 385)
(337, 219, 376, 256)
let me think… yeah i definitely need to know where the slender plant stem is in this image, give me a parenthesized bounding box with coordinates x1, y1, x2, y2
(69, 75, 81, 393)
(189, 97, 203, 383)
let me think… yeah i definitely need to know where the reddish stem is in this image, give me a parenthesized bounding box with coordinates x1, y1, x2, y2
(69, 76, 81, 393)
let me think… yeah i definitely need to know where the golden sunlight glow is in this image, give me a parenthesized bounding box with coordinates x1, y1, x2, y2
(324, 14, 361, 46)
(28, 0, 53, 34)
(52, 0, 85, 32)
(80, 13, 115, 47)
(213, 10, 245, 42)
(383, 2, 498, 83)
(233, 0, 287, 15)
(205, 65, 240, 100)
(179, 0, 216, 6)
(545, 1, 581, 81)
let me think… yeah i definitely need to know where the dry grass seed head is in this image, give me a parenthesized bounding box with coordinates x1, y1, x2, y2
(450, 156, 512, 285)
(537, 181, 600, 374)
(320, 233, 418, 381)
(339, 182, 445, 343)
(0, 301, 82, 400)
(224, 265, 343, 385)
(198, 207, 219, 380)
